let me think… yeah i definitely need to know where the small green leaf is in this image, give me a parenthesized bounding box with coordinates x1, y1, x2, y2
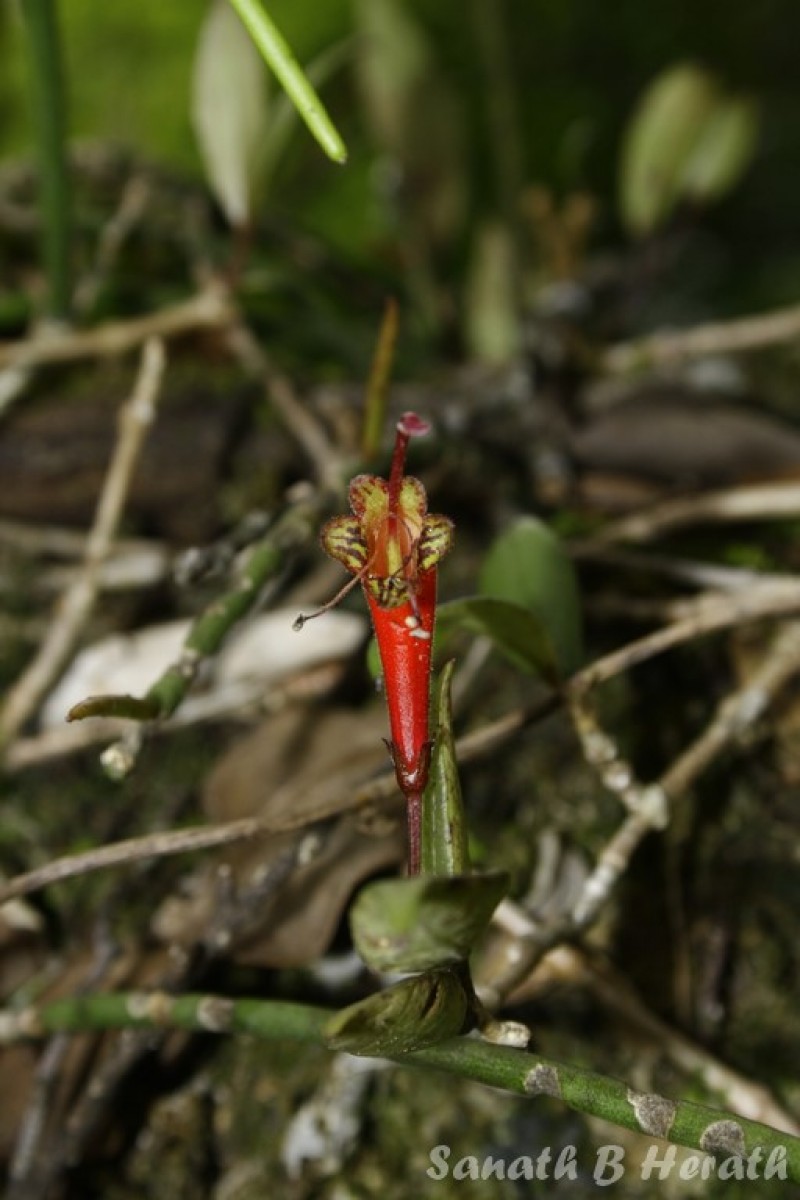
(620, 62, 718, 236)
(465, 220, 520, 365)
(351, 872, 508, 973)
(422, 661, 469, 877)
(67, 693, 161, 722)
(478, 516, 583, 674)
(619, 62, 758, 236)
(680, 97, 759, 205)
(324, 967, 469, 1056)
(437, 597, 559, 681)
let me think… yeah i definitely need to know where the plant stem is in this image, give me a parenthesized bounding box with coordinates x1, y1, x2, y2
(20, 0, 72, 319)
(361, 297, 399, 461)
(3, 990, 798, 1179)
(227, 0, 347, 164)
(68, 489, 323, 724)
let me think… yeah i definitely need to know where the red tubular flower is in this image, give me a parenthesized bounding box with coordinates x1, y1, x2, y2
(295, 413, 453, 874)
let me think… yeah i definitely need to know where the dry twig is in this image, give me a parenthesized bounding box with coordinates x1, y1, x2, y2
(585, 481, 800, 547)
(602, 298, 800, 375)
(0, 286, 231, 371)
(0, 338, 166, 750)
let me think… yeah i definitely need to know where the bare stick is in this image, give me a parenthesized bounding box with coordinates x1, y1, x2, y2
(0, 703, 540, 906)
(602, 298, 800, 375)
(571, 579, 800, 694)
(0, 286, 232, 371)
(482, 617, 800, 1002)
(585, 481, 800, 548)
(0, 338, 166, 749)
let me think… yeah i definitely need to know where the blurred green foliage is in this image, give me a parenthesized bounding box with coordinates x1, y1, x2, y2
(5, 0, 800, 313)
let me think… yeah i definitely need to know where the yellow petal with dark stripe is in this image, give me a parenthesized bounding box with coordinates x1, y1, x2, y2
(419, 514, 454, 571)
(320, 516, 368, 575)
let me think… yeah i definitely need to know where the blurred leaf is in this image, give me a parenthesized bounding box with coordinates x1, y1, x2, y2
(350, 872, 508, 973)
(354, 0, 431, 157)
(437, 596, 559, 681)
(66, 693, 161, 723)
(191, 0, 270, 228)
(465, 220, 520, 365)
(354, 0, 465, 245)
(478, 516, 583, 674)
(324, 966, 469, 1055)
(620, 63, 718, 236)
(422, 661, 469, 877)
(619, 62, 758, 237)
(680, 97, 759, 205)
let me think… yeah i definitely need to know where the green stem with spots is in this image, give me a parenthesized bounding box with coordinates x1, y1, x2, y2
(68, 492, 322, 723)
(4, 990, 798, 1179)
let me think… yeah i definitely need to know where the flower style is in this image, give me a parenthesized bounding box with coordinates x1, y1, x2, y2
(295, 413, 453, 873)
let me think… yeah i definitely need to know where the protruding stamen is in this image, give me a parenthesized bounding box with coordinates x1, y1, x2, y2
(293, 562, 372, 630)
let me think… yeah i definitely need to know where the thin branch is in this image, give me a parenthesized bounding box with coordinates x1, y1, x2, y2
(585, 481, 800, 548)
(64, 487, 324, 734)
(224, 319, 344, 495)
(0, 703, 542, 905)
(481, 617, 800, 1001)
(0, 338, 166, 749)
(73, 173, 152, 316)
(571, 580, 800, 694)
(602, 299, 800, 375)
(1, 991, 797, 1180)
(0, 285, 233, 370)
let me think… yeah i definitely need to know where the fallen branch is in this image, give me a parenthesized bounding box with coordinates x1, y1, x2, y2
(0, 285, 233, 371)
(602, 299, 800, 375)
(0, 338, 166, 750)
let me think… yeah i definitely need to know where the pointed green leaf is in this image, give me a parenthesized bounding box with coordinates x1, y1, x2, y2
(422, 661, 469, 877)
(227, 0, 347, 164)
(324, 967, 469, 1056)
(67, 693, 161, 722)
(478, 516, 583, 674)
(351, 873, 508, 973)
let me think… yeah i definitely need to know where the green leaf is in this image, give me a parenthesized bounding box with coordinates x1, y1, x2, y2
(353, 0, 465, 245)
(191, 0, 271, 228)
(438, 597, 559, 681)
(680, 97, 759, 205)
(465, 220, 520, 365)
(478, 516, 583, 675)
(354, 0, 432, 159)
(620, 62, 719, 236)
(350, 872, 508, 973)
(619, 62, 758, 236)
(422, 661, 469, 877)
(227, 0, 347, 164)
(323, 967, 469, 1056)
(66, 693, 161, 722)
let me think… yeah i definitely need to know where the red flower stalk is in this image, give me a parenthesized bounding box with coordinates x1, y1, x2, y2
(295, 413, 453, 873)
